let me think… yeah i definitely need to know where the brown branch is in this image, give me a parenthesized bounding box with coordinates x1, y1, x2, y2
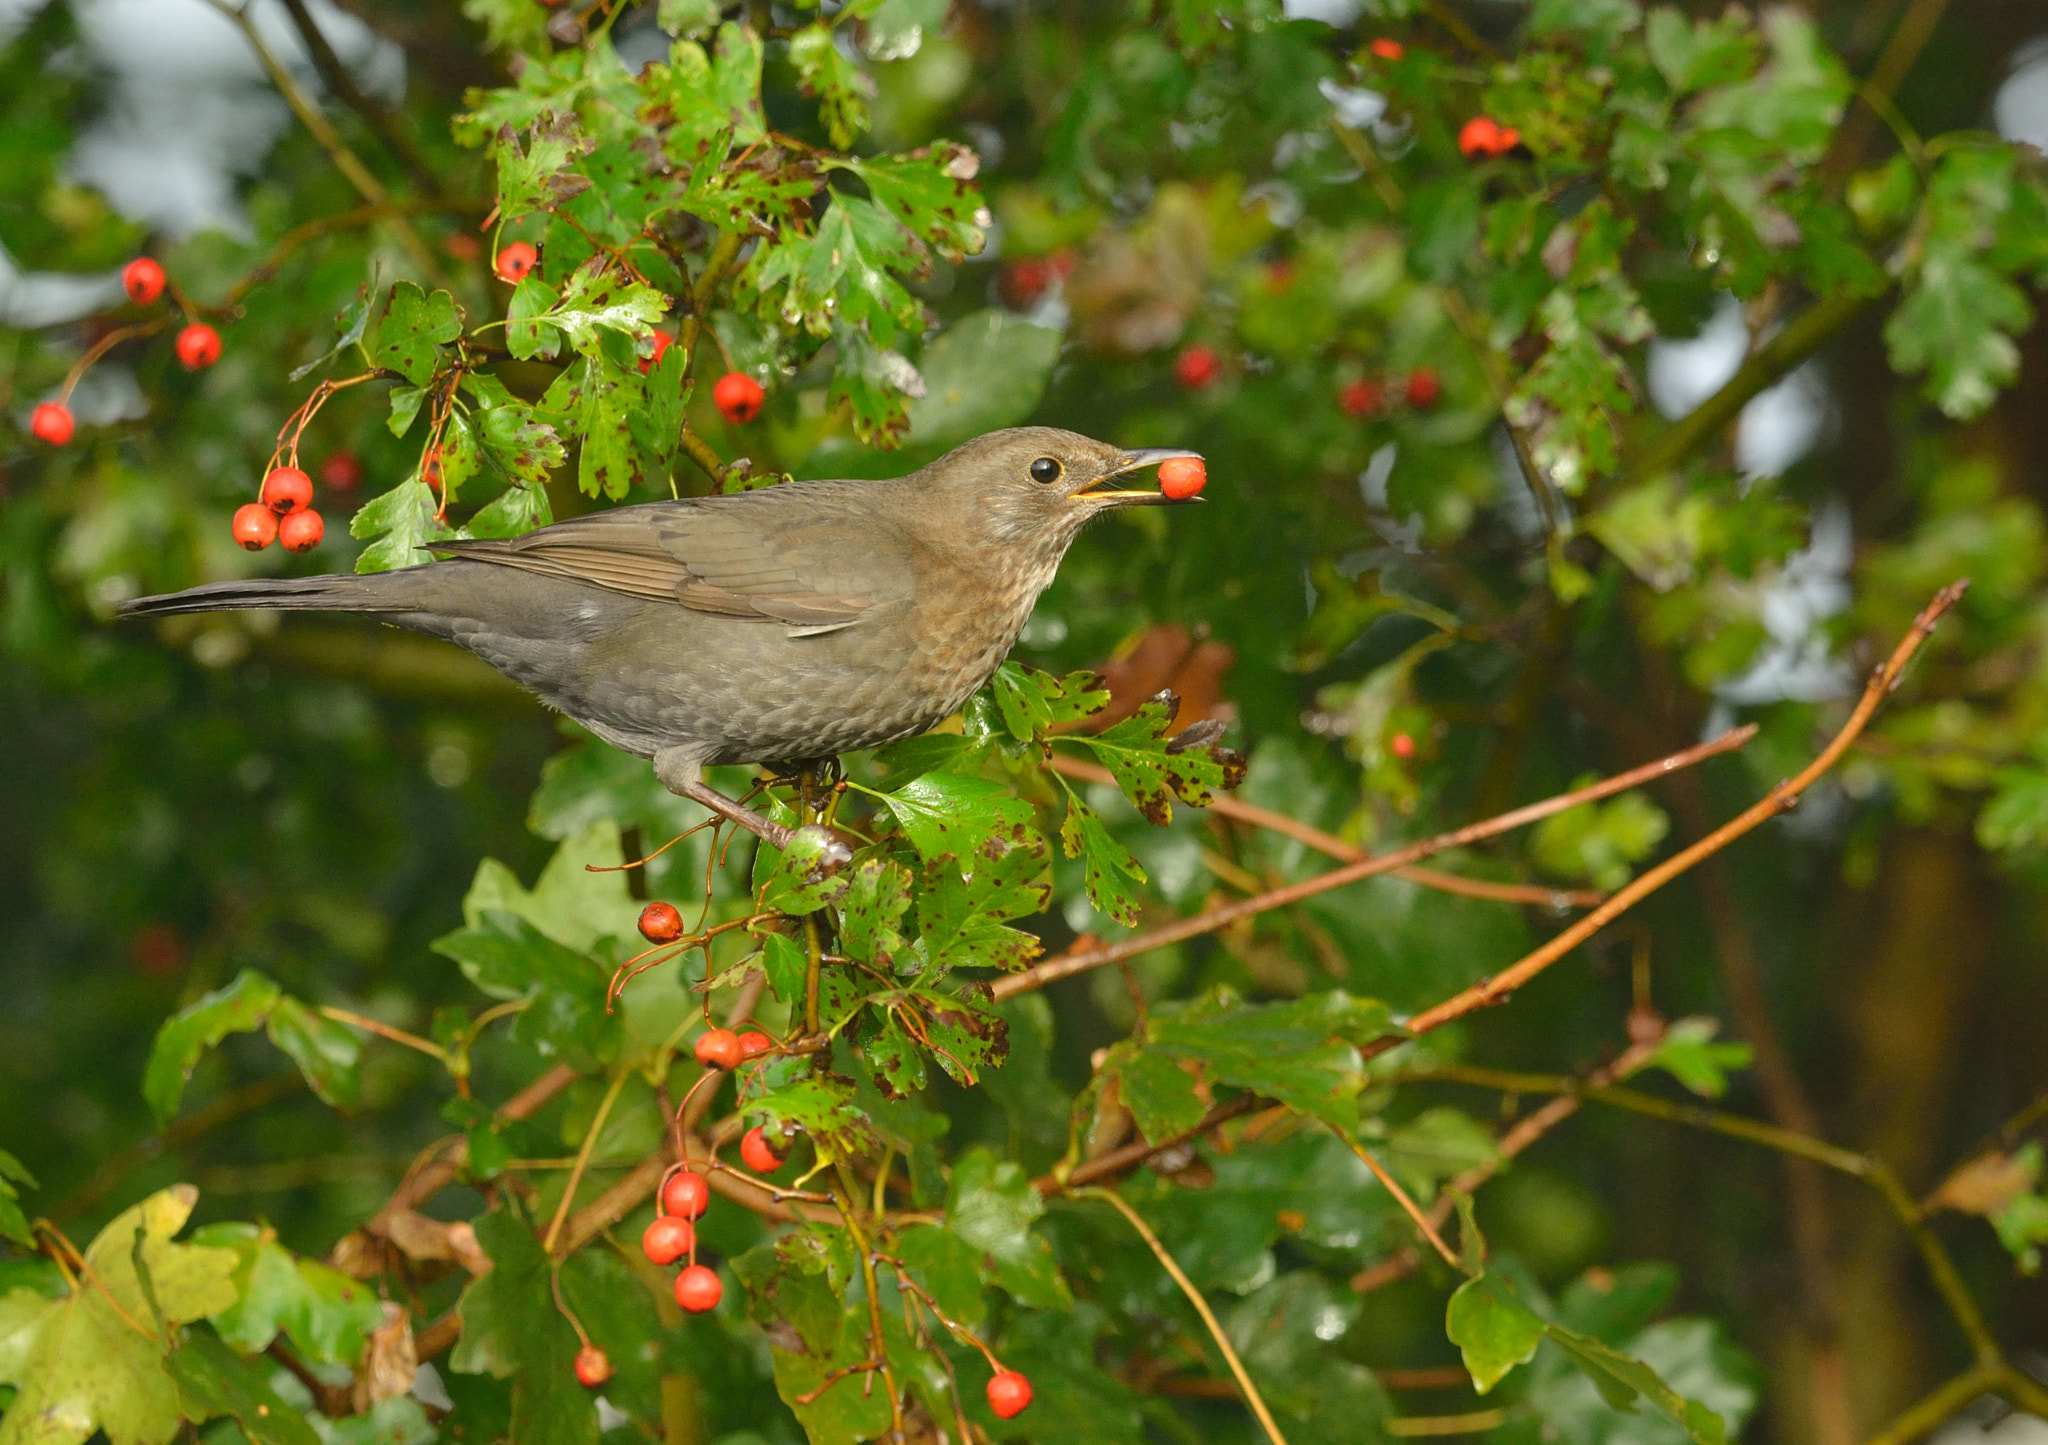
(273, 0, 446, 195)
(995, 724, 1757, 1002)
(1385, 582, 1965, 1048)
(1048, 755, 1603, 909)
(1821, 0, 1954, 191)
(1077, 1186, 1293, 1445)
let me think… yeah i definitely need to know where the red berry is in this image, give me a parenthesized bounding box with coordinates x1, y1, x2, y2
(176, 323, 222, 370)
(444, 233, 481, 263)
(987, 1370, 1033, 1419)
(640, 330, 673, 374)
(29, 401, 74, 447)
(1339, 378, 1384, 417)
(279, 508, 324, 553)
(1390, 732, 1416, 759)
(261, 466, 313, 515)
(232, 503, 278, 551)
(1405, 366, 1442, 409)
(1458, 116, 1504, 160)
(694, 1028, 743, 1071)
(737, 1031, 773, 1059)
(1000, 256, 1050, 309)
(1174, 343, 1220, 390)
(1156, 456, 1206, 501)
(712, 372, 765, 425)
(674, 1264, 722, 1313)
(573, 1344, 611, 1387)
(320, 451, 362, 490)
(639, 901, 683, 942)
(1496, 126, 1522, 153)
(495, 242, 538, 283)
(421, 447, 444, 488)
(1369, 37, 1405, 60)
(740, 1126, 785, 1174)
(662, 1170, 710, 1220)
(122, 257, 166, 305)
(642, 1213, 695, 1265)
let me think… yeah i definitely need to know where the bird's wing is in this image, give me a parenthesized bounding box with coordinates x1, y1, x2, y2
(431, 490, 904, 633)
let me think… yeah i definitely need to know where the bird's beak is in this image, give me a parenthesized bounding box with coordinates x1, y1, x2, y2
(1076, 448, 1206, 507)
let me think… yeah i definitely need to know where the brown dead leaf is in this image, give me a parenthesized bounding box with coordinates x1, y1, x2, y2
(1929, 1150, 2039, 1217)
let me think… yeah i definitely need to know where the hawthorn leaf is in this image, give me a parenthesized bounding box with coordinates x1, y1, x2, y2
(1073, 693, 1246, 824)
(884, 772, 1038, 872)
(945, 1148, 1067, 1308)
(1544, 1323, 1732, 1445)
(1647, 1017, 1753, 1098)
(143, 971, 282, 1126)
(367, 281, 463, 387)
(165, 1326, 319, 1445)
(1060, 790, 1148, 926)
(351, 478, 452, 574)
(1447, 1273, 1546, 1392)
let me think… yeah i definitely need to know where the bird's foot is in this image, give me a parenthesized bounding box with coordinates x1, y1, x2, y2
(653, 747, 798, 849)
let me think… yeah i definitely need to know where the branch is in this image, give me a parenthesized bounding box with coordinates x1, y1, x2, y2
(273, 0, 446, 196)
(1076, 1187, 1294, 1445)
(1822, 0, 1955, 190)
(994, 724, 1757, 1002)
(1048, 755, 1604, 909)
(1384, 581, 1965, 1048)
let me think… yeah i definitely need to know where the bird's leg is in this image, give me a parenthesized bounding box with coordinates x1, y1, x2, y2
(654, 747, 796, 850)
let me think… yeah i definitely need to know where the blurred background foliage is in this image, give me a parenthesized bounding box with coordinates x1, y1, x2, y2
(3, 0, 2048, 1443)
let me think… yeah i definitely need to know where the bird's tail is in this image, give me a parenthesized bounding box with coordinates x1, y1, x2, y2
(118, 569, 427, 620)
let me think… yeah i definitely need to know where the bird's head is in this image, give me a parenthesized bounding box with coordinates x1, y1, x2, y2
(915, 426, 1204, 553)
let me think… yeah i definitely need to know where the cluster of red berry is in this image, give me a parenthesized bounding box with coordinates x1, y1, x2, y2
(999, 248, 1076, 310)
(231, 467, 325, 553)
(1339, 365, 1442, 418)
(28, 257, 223, 449)
(1458, 116, 1522, 159)
(492, 242, 766, 427)
(627, 902, 1035, 1418)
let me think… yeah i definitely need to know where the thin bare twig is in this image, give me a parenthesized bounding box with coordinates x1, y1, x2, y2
(1076, 1186, 1293, 1445)
(1048, 755, 1603, 908)
(541, 1067, 629, 1255)
(995, 725, 1757, 1001)
(1346, 1139, 1459, 1268)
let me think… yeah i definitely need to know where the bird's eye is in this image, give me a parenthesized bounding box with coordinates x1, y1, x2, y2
(1029, 457, 1063, 485)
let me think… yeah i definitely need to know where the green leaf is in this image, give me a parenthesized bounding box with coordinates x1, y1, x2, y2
(1544, 1323, 1732, 1445)
(448, 1210, 599, 1445)
(850, 0, 949, 60)
(1060, 790, 1148, 927)
(884, 772, 1038, 872)
(651, 22, 767, 162)
(839, 856, 913, 967)
(912, 834, 1049, 976)
(367, 280, 463, 387)
(1447, 1274, 1546, 1393)
(0, 1187, 240, 1445)
(745, 193, 926, 345)
(1977, 766, 2048, 852)
(945, 1147, 1067, 1308)
(788, 23, 874, 149)
(0, 1152, 37, 1249)
(843, 145, 987, 263)
(890, 1224, 985, 1328)
(657, 0, 720, 37)
(505, 274, 561, 361)
(434, 910, 617, 1069)
(1531, 782, 1670, 890)
(195, 1226, 382, 1365)
(1145, 989, 1389, 1132)
(986, 663, 1108, 744)
(165, 1326, 319, 1445)
(1073, 694, 1246, 825)
(385, 384, 426, 437)
(1386, 1107, 1501, 1198)
(760, 826, 855, 914)
(491, 111, 591, 220)
(350, 478, 453, 574)
(759, 932, 809, 1007)
(752, 1078, 874, 1160)
(143, 970, 282, 1126)
(1646, 1018, 1753, 1098)
(551, 267, 669, 353)
(1111, 1048, 1205, 1144)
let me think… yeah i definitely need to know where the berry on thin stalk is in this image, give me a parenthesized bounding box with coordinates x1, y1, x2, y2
(320, 451, 362, 490)
(713, 372, 765, 425)
(261, 467, 313, 515)
(694, 1028, 743, 1071)
(639, 901, 683, 942)
(176, 323, 222, 370)
(740, 1126, 785, 1174)
(1339, 378, 1383, 417)
(573, 1344, 611, 1387)
(1405, 367, 1441, 409)
(279, 509, 324, 554)
(662, 1170, 710, 1220)
(1369, 37, 1405, 60)
(737, 1030, 773, 1059)
(495, 242, 538, 283)
(232, 504, 277, 551)
(675, 1264, 722, 1313)
(1174, 343, 1220, 390)
(642, 1214, 694, 1266)
(29, 402, 74, 447)
(987, 1369, 1033, 1419)
(122, 258, 166, 305)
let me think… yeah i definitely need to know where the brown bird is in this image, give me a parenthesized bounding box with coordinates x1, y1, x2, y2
(121, 427, 1202, 845)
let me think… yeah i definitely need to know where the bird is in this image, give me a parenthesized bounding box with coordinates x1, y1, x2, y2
(121, 427, 1203, 846)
